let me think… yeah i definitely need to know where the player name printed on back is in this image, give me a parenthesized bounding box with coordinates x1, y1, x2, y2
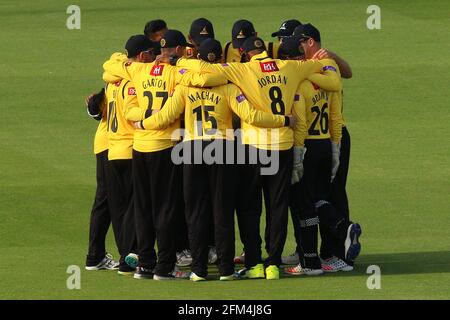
(312, 90, 329, 105)
(258, 74, 287, 88)
(188, 91, 222, 105)
(142, 78, 167, 90)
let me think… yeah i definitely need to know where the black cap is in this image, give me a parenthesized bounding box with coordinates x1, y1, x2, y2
(231, 19, 256, 49)
(271, 19, 302, 37)
(279, 36, 305, 58)
(241, 36, 266, 53)
(293, 23, 321, 43)
(125, 35, 155, 58)
(144, 19, 167, 36)
(198, 38, 222, 62)
(189, 18, 215, 46)
(160, 30, 194, 48)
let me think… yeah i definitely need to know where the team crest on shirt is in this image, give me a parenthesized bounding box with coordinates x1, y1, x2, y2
(260, 61, 279, 73)
(236, 94, 246, 103)
(128, 87, 136, 95)
(150, 64, 165, 76)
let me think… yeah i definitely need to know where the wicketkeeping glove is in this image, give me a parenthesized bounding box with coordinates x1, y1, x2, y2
(331, 142, 341, 182)
(87, 88, 105, 120)
(291, 146, 306, 185)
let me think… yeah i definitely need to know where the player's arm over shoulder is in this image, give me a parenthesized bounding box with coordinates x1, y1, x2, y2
(141, 85, 186, 130)
(176, 67, 228, 87)
(102, 52, 143, 83)
(226, 84, 287, 128)
(306, 59, 342, 92)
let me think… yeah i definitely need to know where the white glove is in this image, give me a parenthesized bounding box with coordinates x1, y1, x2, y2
(331, 142, 340, 182)
(291, 146, 306, 185)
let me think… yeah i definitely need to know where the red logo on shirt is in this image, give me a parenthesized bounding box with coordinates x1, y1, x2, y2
(260, 61, 279, 73)
(312, 82, 320, 90)
(150, 65, 165, 76)
(128, 87, 136, 95)
(114, 80, 122, 87)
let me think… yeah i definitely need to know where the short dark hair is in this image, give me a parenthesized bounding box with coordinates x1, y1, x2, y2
(144, 19, 167, 36)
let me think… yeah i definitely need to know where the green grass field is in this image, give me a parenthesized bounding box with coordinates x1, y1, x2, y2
(1, 0, 449, 300)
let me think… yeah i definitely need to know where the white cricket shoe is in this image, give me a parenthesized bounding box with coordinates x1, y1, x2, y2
(85, 253, 119, 271)
(284, 264, 324, 276)
(321, 256, 354, 272)
(176, 249, 193, 267)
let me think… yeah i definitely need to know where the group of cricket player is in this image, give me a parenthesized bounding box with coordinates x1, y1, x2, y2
(84, 17, 362, 281)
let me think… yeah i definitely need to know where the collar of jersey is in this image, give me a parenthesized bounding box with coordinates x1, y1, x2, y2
(250, 51, 270, 61)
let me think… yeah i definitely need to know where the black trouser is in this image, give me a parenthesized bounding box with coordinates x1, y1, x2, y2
(289, 185, 304, 254)
(133, 148, 182, 275)
(293, 139, 348, 269)
(106, 159, 137, 266)
(320, 126, 351, 260)
(236, 145, 292, 268)
(86, 150, 111, 266)
(183, 140, 237, 277)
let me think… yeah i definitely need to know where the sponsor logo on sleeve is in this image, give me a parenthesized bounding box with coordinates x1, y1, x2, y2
(150, 64, 165, 76)
(178, 68, 188, 75)
(221, 63, 229, 67)
(323, 65, 337, 72)
(260, 61, 279, 73)
(236, 94, 246, 103)
(294, 94, 300, 101)
(128, 87, 136, 95)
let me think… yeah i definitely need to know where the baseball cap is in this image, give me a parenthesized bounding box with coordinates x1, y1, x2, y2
(189, 18, 215, 46)
(144, 19, 167, 36)
(293, 23, 321, 43)
(198, 38, 222, 62)
(241, 36, 266, 53)
(231, 19, 256, 49)
(160, 30, 194, 48)
(271, 19, 302, 38)
(279, 35, 305, 58)
(125, 34, 155, 58)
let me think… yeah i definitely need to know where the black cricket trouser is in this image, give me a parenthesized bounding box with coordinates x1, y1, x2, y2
(321, 126, 351, 259)
(294, 139, 347, 268)
(236, 145, 292, 268)
(86, 150, 111, 266)
(133, 148, 182, 275)
(184, 140, 237, 277)
(289, 185, 304, 254)
(106, 159, 137, 266)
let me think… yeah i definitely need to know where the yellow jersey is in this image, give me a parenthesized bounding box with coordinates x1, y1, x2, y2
(93, 96, 108, 155)
(222, 41, 280, 63)
(142, 83, 288, 141)
(293, 79, 343, 145)
(102, 53, 227, 153)
(104, 80, 137, 160)
(307, 58, 346, 127)
(176, 51, 341, 150)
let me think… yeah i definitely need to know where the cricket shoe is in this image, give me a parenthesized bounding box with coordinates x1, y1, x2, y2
(153, 267, 190, 281)
(208, 247, 218, 264)
(265, 265, 280, 280)
(281, 252, 300, 265)
(234, 252, 245, 264)
(176, 249, 193, 267)
(284, 264, 324, 276)
(118, 264, 135, 276)
(237, 263, 265, 279)
(125, 253, 139, 269)
(321, 256, 354, 272)
(190, 272, 207, 282)
(85, 253, 119, 271)
(344, 223, 362, 263)
(219, 273, 240, 281)
(134, 266, 154, 279)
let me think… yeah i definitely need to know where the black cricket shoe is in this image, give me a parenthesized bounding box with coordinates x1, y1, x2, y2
(134, 266, 154, 280)
(344, 223, 362, 263)
(117, 264, 135, 276)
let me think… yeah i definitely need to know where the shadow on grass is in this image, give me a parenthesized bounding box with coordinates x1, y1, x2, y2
(348, 251, 450, 276)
